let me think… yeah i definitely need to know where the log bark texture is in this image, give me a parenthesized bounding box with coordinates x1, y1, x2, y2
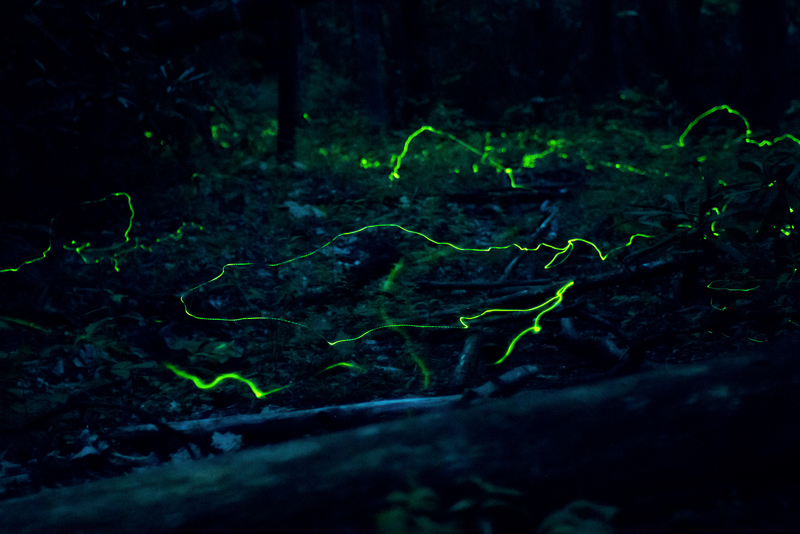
(1, 339, 799, 533)
(109, 365, 539, 443)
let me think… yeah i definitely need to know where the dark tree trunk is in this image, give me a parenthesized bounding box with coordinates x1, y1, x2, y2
(638, 0, 706, 114)
(740, 0, 789, 130)
(151, 0, 322, 49)
(581, 0, 617, 97)
(151, 0, 318, 163)
(276, 4, 301, 163)
(398, 0, 432, 124)
(353, 0, 388, 130)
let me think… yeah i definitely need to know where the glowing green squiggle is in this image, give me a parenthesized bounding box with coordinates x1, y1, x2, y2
(0, 241, 52, 273)
(176, 223, 601, 397)
(173, 278, 576, 397)
(492, 280, 574, 365)
(180, 225, 610, 341)
(669, 104, 800, 149)
(378, 259, 431, 388)
(164, 362, 291, 398)
(63, 192, 136, 272)
(389, 126, 521, 188)
(164, 360, 365, 398)
(0, 192, 137, 274)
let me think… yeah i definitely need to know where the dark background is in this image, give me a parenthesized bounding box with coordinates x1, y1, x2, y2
(1, 1, 800, 523)
(1, 0, 798, 222)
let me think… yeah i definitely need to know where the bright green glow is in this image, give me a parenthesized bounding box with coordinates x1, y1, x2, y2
(116, 112, 800, 397)
(164, 362, 291, 398)
(165, 360, 365, 399)
(537, 238, 609, 268)
(178, 223, 613, 396)
(377, 258, 430, 388)
(62, 192, 135, 272)
(151, 222, 204, 248)
(390, 107, 798, 190)
(600, 233, 654, 259)
(181, 224, 613, 313)
(211, 123, 233, 148)
(261, 119, 278, 137)
(522, 138, 567, 169)
(211, 123, 227, 140)
(0, 239, 52, 273)
(267, 224, 607, 266)
(597, 160, 649, 176)
(624, 234, 652, 247)
(707, 281, 760, 291)
(1, 192, 135, 274)
(492, 281, 574, 365)
(360, 157, 380, 169)
(382, 258, 405, 292)
(389, 126, 523, 188)
(673, 104, 800, 149)
(709, 299, 726, 311)
(320, 362, 364, 373)
(178, 277, 572, 397)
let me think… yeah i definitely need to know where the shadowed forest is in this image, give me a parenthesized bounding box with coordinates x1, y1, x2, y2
(1, 1, 800, 532)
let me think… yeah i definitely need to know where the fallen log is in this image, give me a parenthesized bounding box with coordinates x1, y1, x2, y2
(1, 337, 799, 533)
(109, 365, 540, 443)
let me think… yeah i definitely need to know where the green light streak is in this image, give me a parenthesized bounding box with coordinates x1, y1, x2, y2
(1, 192, 136, 274)
(389, 126, 522, 188)
(180, 225, 612, 340)
(522, 138, 567, 169)
(60, 111, 800, 398)
(62, 192, 136, 272)
(176, 277, 575, 397)
(0, 315, 52, 333)
(673, 104, 800, 149)
(389, 106, 800, 202)
(147, 222, 204, 251)
(491, 280, 574, 365)
(378, 259, 430, 388)
(360, 157, 380, 169)
(319, 362, 364, 373)
(624, 234, 653, 247)
(382, 258, 405, 292)
(707, 281, 760, 292)
(165, 360, 365, 399)
(164, 363, 291, 398)
(177, 223, 601, 396)
(0, 240, 52, 273)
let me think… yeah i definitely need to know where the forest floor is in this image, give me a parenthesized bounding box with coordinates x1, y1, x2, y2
(1, 93, 799, 532)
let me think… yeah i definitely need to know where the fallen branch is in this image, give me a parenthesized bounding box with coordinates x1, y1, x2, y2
(109, 365, 540, 442)
(2, 336, 799, 534)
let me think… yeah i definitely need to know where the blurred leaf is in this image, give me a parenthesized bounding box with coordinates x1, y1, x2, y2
(110, 361, 157, 379)
(738, 160, 764, 174)
(164, 336, 205, 353)
(195, 341, 241, 363)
